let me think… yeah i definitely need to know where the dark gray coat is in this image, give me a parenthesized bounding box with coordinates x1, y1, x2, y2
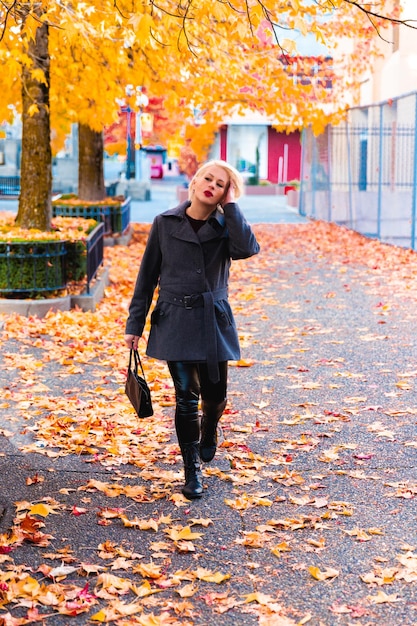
(125, 201, 260, 371)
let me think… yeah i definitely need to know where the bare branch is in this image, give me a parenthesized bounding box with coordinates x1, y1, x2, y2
(345, 0, 417, 28)
(149, 27, 171, 47)
(0, 1, 18, 43)
(243, 0, 254, 37)
(113, 0, 129, 21)
(177, 0, 196, 54)
(149, 0, 189, 21)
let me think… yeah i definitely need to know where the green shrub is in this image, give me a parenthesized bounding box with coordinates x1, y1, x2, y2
(65, 240, 87, 282)
(0, 241, 67, 298)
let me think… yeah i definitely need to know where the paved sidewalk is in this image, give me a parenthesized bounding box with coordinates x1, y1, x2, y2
(0, 176, 307, 225)
(128, 178, 306, 225)
(1, 219, 416, 624)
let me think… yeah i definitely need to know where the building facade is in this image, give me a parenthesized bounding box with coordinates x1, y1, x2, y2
(209, 112, 301, 185)
(360, 0, 417, 106)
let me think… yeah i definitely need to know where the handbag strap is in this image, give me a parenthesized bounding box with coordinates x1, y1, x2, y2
(129, 348, 147, 382)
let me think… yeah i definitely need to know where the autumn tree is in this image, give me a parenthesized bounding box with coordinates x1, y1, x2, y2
(0, 4, 53, 229)
(0, 0, 412, 230)
(50, 15, 133, 202)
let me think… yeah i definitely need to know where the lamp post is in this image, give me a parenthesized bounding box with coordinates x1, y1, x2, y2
(124, 85, 135, 180)
(134, 88, 149, 181)
(121, 86, 150, 185)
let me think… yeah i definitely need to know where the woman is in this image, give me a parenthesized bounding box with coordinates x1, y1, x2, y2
(125, 159, 260, 499)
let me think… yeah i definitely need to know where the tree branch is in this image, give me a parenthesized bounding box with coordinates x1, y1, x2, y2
(0, 1, 18, 43)
(321, 0, 417, 30)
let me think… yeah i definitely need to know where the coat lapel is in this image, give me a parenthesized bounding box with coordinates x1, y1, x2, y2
(161, 202, 198, 244)
(172, 219, 200, 243)
(161, 203, 226, 244)
(199, 210, 226, 242)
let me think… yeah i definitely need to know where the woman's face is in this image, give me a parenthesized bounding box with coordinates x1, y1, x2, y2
(193, 165, 230, 205)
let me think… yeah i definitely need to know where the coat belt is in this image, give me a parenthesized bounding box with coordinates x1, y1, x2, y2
(157, 287, 228, 383)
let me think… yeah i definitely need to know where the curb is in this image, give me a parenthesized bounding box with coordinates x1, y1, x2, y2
(71, 264, 110, 312)
(0, 264, 110, 318)
(104, 226, 133, 247)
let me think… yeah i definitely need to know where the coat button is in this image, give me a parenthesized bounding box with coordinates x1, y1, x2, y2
(196, 268, 202, 274)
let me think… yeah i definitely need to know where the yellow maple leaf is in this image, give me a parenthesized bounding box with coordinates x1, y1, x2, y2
(169, 493, 189, 507)
(244, 592, 274, 605)
(95, 572, 131, 592)
(368, 590, 401, 604)
(133, 562, 162, 579)
(120, 515, 159, 531)
(230, 359, 255, 367)
(90, 609, 106, 622)
(252, 400, 270, 409)
(308, 566, 339, 581)
(282, 38, 298, 54)
(131, 580, 163, 598)
(177, 583, 198, 597)
(189, 517, 213, 527)
(271, 542, 292, 557)
(29, 503, 60, 517)
(109, 600, 143, 617)
(165, 526, 203, 542)
(194, 567, 231, 584)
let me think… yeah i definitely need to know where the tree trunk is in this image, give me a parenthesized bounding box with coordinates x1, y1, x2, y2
(78, 124, 106, 201)
(15, 16, 52, 231)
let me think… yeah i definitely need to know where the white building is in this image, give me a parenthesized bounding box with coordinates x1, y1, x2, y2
(360, 0, 417, 105)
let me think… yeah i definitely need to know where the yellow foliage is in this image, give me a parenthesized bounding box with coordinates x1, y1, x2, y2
(0, 0, 400, 155)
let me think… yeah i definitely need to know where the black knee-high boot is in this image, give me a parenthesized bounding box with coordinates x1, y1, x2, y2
(168, 362, 203, 499)
(175, 405, 203, 499)
(200, 399, 227, 462)
(180, 441, 203, 499)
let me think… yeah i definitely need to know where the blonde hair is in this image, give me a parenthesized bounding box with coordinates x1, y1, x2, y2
(188, 159, 244, 201)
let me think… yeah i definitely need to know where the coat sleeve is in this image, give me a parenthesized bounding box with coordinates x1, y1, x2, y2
(125, 219, 162, 336)
(222, 202, 260, 260)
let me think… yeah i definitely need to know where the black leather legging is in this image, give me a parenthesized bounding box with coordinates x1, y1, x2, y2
(167, 361, 228, 445)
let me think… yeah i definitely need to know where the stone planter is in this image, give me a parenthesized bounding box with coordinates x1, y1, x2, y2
(0, 264, 110, 317)
(52, 195, 131, 236)
(286, 189, 300, 208)
(244, 185, 283, 196)
(0, 240, 68, 298)
(0, 222, 108, 315)
(176, 186, 189, 203)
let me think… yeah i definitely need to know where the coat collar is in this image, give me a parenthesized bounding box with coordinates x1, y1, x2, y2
(161, 201, 191, 218)
(161, 201, 226, 243)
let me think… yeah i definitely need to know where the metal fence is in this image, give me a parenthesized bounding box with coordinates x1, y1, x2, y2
(0, 176, 20, 196)
(86, 222, 104, 293)
(300, 91, 417, 249)
(109, 197, 131, 234)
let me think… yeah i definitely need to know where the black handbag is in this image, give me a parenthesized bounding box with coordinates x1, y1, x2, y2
(125, 349, 154, 418)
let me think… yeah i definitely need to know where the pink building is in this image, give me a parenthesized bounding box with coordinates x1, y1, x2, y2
(214, 123, 301, 185)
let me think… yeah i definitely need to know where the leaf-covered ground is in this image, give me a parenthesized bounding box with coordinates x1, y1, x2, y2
(0, 220, 417, 625)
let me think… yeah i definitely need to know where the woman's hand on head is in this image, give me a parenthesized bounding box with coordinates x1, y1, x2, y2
(223, 180, 236, 205)
(125, 334, 140, 350)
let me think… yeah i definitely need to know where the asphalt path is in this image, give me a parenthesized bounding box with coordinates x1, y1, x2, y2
(1, 192, 417, 624)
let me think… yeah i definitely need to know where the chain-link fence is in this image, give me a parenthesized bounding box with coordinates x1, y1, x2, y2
(300, 91, 417, 249)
